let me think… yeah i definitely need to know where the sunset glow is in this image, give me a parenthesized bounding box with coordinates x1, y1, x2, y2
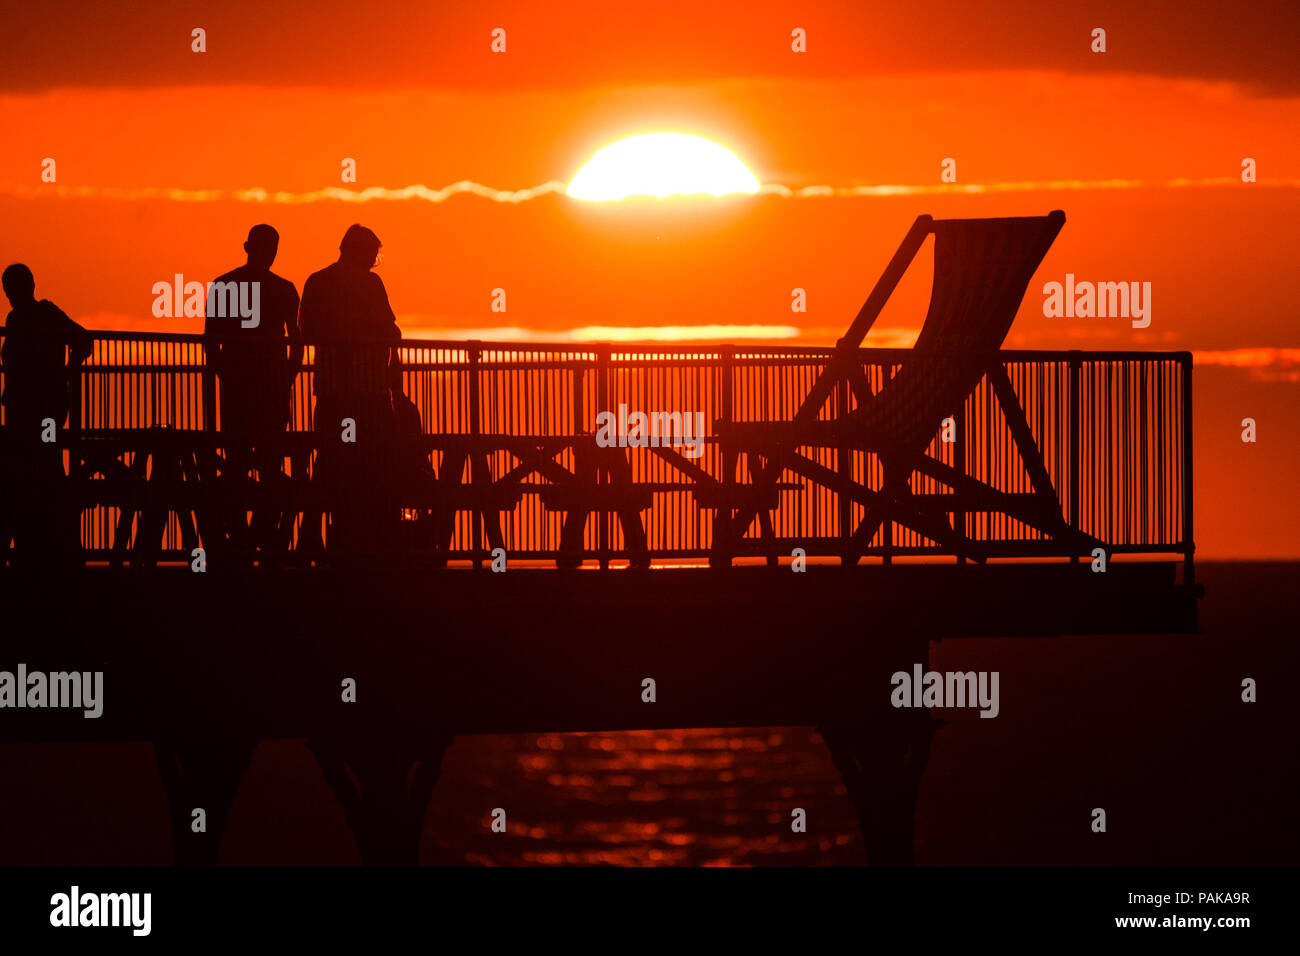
(2, 0, 1299, 902)
(1, 1, 1298, 560)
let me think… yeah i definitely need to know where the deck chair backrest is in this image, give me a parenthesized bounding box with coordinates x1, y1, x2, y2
(856, 211, 1064, 462)
(915, 211, 1064, 355)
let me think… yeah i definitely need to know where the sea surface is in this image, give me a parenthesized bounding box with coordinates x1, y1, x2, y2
(1, 561, 1295, 865)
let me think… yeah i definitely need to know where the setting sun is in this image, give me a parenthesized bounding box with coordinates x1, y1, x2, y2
(567, 132, 761, 201)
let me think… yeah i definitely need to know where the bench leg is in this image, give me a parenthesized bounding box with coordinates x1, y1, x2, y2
(473, 452, 506, 566)
(746, 456, 779, 567)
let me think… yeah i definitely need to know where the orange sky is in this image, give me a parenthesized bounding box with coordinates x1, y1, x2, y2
(1, 0, 1298, 557)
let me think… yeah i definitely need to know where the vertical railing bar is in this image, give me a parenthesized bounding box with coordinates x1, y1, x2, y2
(1069, 351, 1081, 562)
(1181, 355, 1194, 587)
(468, 341, 482, 568)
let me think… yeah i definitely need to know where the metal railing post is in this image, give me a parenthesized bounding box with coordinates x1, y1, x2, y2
(468, 340, 483, 568)
(954, 385, 966, 566)
(597, 344, 611, 566)
(1069, 351, 1081, 564)
(720, 345, 735, 555)
(837, 372, 851, 554)
(1181, 354, 1194, 587)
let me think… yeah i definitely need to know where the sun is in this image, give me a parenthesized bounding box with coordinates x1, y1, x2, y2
(567, 133, 761, 201)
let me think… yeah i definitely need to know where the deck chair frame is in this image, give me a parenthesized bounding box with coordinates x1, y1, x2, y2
(709, 210, 1104, 566)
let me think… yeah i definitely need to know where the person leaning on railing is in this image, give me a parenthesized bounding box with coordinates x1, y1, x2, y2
(204, 224, 303, 565)
(298, 224, 403, 561)
(1, 263, 92, 567)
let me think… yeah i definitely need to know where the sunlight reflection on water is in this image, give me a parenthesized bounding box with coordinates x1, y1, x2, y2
(424, 727, 858, 866)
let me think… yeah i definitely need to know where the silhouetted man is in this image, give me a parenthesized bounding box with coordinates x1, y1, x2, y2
(1, 263, 92, 565)
(205, 225, 302, 562)
(299, 224, 402, 560)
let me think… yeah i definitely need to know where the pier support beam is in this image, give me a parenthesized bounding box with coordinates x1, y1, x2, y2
(154, 734, 260, 867)
(819, 712, 940, 865)
(308, 734, 454, 865)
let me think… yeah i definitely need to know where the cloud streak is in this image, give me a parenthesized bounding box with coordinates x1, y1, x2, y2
(6, 177, 1300, 206)
(1195, 347, 1300, 368)
(757, 177, 1300, 197)
(1, 180, 570, 204)
(397, 323, 803, 343)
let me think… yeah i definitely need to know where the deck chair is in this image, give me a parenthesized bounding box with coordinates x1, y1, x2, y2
(712, 210, 1102, 565)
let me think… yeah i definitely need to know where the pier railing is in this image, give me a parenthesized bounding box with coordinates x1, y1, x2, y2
(0, 330, 1192, 573)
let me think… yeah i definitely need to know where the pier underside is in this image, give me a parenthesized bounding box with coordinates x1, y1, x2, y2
(0, 562, 1196, 864)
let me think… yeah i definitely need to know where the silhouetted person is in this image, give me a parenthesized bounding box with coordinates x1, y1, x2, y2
(205, 225, 303, 564)
(1, 263, 92, 566)
(299, 224, 402, 560)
